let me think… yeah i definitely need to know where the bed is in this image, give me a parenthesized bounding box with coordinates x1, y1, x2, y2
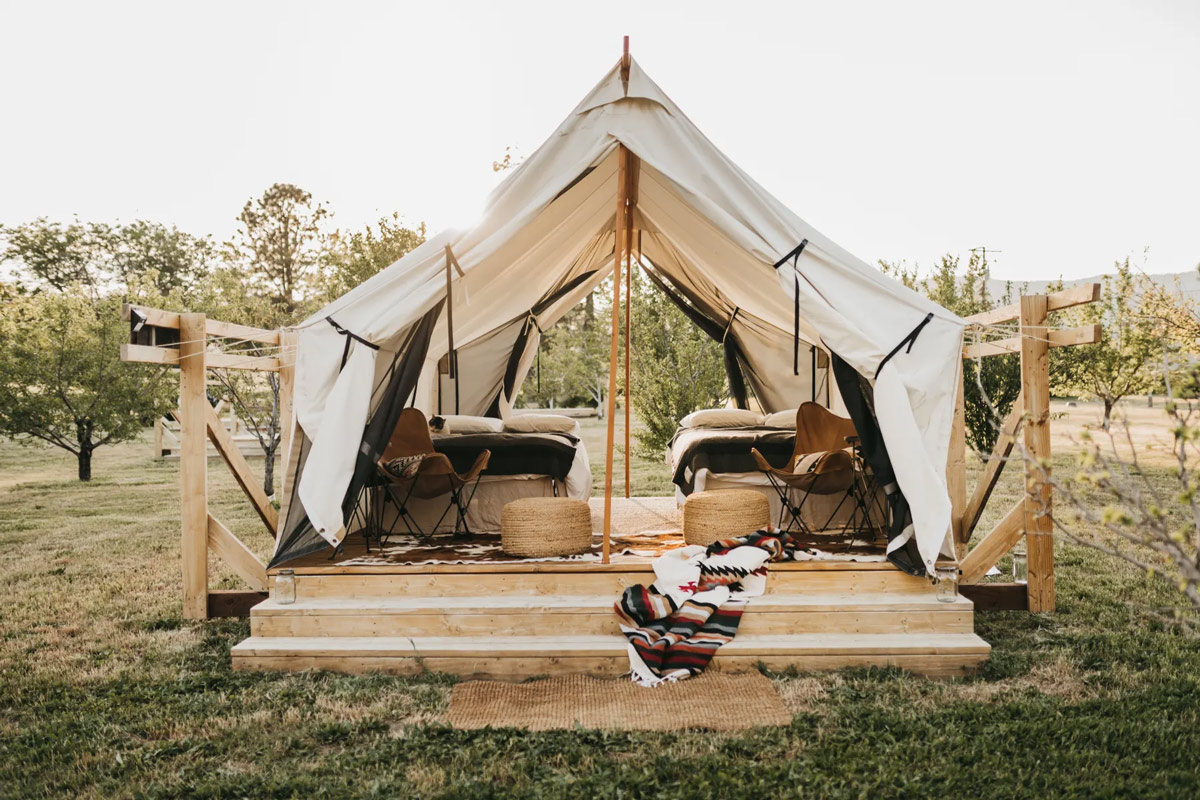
(666, 409, 879, 532)
(398, 416, 593, 534)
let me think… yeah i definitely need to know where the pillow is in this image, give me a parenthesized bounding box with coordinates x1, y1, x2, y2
(793, 452, 825, 474)
(763, 409, 798, 429)
(503, 413, 577, 434)
(382, 454, 426, 479)
(440, 415, 504, 435)
(679, 408, 764, 429)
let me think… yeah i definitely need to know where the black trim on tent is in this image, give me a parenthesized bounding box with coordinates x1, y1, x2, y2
(484, 270, 600, 418)
(268, 302, 444, 568)
(830, 352, 925, 577)
(875, 312, 934, 379)
(772, 238, 809, 376)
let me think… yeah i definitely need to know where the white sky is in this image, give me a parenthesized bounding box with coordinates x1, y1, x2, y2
(1, 0, 1197, 281)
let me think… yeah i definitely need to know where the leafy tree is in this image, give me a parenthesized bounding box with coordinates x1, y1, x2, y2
(0, 288, 174, 480)
(1, 218, 110, 292)
(110, 220, 214, 295)
(2, 218, 213, 296)
(518, 299, 609, 410)
(629, 269, 727, 456)
(318, 213, 427, 302)
(225, 183, 328, 312)
(881, 251, 1023, 457)
(1051, 258, 1163, 425)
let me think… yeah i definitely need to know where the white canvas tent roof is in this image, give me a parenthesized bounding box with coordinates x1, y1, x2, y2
(278, 55, 967, 573)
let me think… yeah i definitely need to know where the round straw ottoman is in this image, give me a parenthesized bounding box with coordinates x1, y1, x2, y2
(501, 497, 594, 557)
(682, 489, 770, 547)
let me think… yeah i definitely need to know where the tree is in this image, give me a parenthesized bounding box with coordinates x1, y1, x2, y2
(881, 251, 1023, 457)
(171, 266, 292, 497)
(317, 213, 427, 303)
(1051, 258, 1162, 425)
(629, 270, 727, 456)
(0, 288, 174, 480)
(226, 183, 328, 313)
(2, 218, 214, 296)
(518, 300, 609, 409)
(1, 218, 110, 292)
(110, 220, 214, 295)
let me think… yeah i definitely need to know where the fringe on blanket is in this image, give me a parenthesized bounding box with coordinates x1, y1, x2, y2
(614, 530, 797, 686)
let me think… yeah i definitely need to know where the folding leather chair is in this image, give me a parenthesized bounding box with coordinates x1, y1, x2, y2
(751, 447, 859, 535)
(752, 403, 881, 536)
(372, 408, 490, 544)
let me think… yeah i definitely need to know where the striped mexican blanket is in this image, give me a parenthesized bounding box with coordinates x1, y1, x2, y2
(614, 530, 797, 686)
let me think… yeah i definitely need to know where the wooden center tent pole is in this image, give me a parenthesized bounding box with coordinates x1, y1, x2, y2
(602, 39, 634, 563)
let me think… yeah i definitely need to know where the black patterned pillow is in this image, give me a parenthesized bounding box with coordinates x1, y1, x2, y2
(382, 454, 425, 478)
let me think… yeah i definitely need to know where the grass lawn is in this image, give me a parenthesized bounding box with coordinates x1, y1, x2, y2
(2, 402, 1200, 797)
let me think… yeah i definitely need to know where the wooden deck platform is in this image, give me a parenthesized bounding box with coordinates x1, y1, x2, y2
(232, 516, 990, 678)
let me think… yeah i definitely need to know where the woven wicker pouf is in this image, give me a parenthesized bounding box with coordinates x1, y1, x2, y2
(501, 497, 594, 557)
(682, 489, 770, 547)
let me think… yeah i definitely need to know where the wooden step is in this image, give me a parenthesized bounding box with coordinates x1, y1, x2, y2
(250, 593, 975, 638)
(231, 632, 991, 679)
(277, 565, 933, 600)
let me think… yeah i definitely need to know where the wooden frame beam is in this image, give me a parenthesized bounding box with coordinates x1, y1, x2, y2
(959, 499, 1024, 584)
(963, 283, 1100, 327)
(178, 313, 209, 619)
(202, 403, 278, 536)
(960, 583, 1029, 611)
(207, 590, 269, 618)
(959, 390, 1024, 543)
(122, 303, 280, 345)
(962, 323, 1101, 359)
(121, 343, 280, 372)
(1020, 294, 1055, 611)
(207, 514, 268, 591)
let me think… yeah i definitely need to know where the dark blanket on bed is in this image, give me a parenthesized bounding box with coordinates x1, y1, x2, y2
(669, 427, 795, 495)
(432, 432, 578, 481)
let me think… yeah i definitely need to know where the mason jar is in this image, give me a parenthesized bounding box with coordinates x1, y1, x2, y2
(935, 565, 958, 603)
(275, 569, 296, 605)
(1012, 551, 1028, 585)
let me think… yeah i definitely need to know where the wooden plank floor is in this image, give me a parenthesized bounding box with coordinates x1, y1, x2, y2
(235, 497, 989, 679)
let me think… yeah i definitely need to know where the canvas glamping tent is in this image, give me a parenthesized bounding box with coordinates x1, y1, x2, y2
(271, 50, 967, 575)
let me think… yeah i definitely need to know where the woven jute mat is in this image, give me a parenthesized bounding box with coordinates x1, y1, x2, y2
(445, 671, 791, 731)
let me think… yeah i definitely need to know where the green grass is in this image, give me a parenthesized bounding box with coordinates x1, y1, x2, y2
(3, 427, 1200, 798)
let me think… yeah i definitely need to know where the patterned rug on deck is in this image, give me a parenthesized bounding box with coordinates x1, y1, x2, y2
(445, 672, 791, 731)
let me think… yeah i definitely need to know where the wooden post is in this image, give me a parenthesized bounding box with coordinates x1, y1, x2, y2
(1020, 294, 1055, 611)
(153, 416, 164, 460)
(178, 313, 209, 619)
(602, 145, 630, 564)
(278, 329, 297, 474)
(946, 373, 967, 558)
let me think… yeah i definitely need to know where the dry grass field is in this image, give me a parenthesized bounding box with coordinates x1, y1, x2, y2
(2, 401, 1199, 797)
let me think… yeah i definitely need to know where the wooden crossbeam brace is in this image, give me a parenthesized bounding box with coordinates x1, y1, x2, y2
(122, 303, 280, 345)
(121, 342, 281, 372)
(963, 323, 1101, 359)
(964, 283, 1100, 327)
(201, 403, 278, 536)
(207, 513, 268, 591)
(959, 390, 1024, 543)
(959, 499, 1024, 584)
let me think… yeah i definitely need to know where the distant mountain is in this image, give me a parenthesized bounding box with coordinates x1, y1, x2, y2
(985, 269, 1200, 302)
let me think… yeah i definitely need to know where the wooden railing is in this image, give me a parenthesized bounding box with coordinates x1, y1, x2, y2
(950, 283, 1102, 612)
(121, 304, 295, 618)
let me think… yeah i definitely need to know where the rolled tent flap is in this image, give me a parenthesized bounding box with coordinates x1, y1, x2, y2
(297, 339, 377, 547)
(271, 304, 442, 567)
